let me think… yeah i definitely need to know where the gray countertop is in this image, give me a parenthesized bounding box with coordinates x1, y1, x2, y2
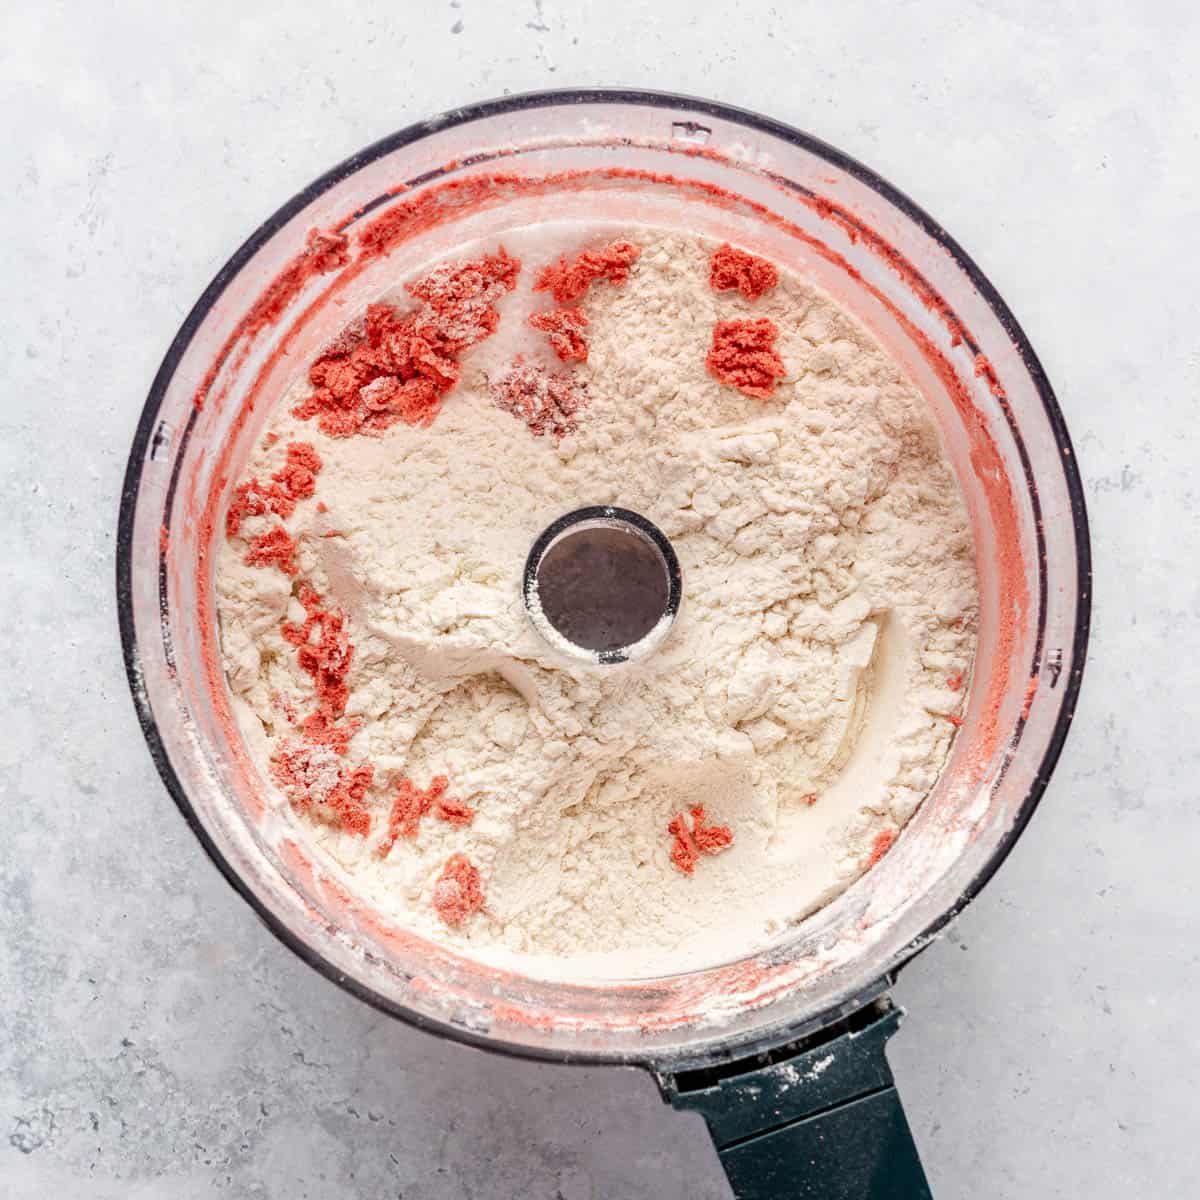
(3, 2, 1195, 1196)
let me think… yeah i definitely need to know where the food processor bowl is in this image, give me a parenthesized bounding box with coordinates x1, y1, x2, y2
(118, 90, 1089, 1195)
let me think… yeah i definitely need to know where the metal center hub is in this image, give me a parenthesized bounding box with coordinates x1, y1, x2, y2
(523, 507, 682, 664)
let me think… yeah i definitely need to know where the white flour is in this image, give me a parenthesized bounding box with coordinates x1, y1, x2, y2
(215, 225, 976, 979)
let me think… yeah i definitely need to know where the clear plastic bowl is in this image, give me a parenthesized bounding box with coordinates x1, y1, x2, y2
(118, 90, 1090, 1068)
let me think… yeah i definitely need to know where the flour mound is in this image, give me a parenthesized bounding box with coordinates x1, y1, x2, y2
(216, 225, 977, 979)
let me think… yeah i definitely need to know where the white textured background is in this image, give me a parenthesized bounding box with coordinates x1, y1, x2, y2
(2, 2, 1196, 1196)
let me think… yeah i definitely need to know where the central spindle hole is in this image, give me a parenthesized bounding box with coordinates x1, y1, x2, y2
(525, 508, 681, 662)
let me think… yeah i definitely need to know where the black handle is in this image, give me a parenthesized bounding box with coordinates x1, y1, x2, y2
(660, 999, 931, 1199)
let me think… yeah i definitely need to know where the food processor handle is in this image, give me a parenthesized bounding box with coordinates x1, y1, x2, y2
(659, 998, 932, 1199)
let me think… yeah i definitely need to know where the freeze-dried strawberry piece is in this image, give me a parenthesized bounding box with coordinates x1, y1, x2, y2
(528, 307, 589, 362)
(668, 805, 734, 876)
(709, 243, 778, 300)
(706, 318, 786, 399)
(432, 854, 485, 927)
(534, 241, 640, 304)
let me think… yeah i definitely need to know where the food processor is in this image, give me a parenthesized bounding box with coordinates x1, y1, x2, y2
(117, 90, 1091, 1197)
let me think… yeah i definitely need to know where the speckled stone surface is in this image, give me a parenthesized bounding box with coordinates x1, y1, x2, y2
(3, 2, 1196, 1196)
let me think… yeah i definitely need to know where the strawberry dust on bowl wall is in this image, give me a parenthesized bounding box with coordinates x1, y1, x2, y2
(214, 222, 977, 980)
